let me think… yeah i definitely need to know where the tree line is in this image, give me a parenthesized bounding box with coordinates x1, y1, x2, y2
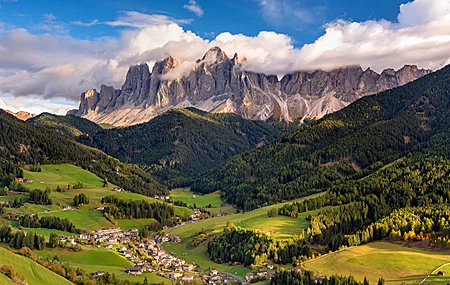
(270, 270, 384, 285)
(0, 225, 45, 250)
(19, 214, 77, 233)
(101, 195, 175, 226)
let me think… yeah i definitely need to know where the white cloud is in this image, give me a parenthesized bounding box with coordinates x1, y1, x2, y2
(398, 0, 450, 27)
(71, 19, 99, 27)
(72, 11, 192, 28)
(43, 13, 56, 22)
(184, 0, 204, 17)
(0, 0, 449, 116)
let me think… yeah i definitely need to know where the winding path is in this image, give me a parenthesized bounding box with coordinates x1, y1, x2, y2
(419, 262, 450, 284)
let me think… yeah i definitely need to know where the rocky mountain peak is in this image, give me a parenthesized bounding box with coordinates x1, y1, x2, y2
(71, 48, 432, 126)
(202, 46, 229, 65)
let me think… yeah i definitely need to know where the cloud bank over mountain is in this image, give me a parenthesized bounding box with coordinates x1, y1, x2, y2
(0, 0, 449, 111)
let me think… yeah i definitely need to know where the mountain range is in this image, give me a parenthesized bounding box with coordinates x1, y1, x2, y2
(68, 47, 431, 126)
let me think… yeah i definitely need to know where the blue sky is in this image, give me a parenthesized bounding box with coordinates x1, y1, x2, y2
(0, 0, 449, 115)
(0, 0, 409, 46)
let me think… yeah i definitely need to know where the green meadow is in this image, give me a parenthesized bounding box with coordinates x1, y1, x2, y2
(39, 210, 113, 231)
(302, 242, 450, 285)
(170, 188, 222, 208)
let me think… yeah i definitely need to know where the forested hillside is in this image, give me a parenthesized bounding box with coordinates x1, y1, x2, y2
(28, 113, 103, 138)
(192, 64, 450, 210)
(0, 110, 167, 196)
(80, 108, 285, 187)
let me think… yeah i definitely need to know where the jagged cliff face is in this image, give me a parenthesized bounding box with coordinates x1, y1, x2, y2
(69, 47, 431, 126)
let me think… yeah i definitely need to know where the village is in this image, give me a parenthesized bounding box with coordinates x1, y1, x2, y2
(59, 225, 245, 284)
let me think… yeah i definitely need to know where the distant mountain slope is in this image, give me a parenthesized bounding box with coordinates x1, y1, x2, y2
(191, 64, 450, 210)
(28, 113, 103, 138)
(0, 110, 166, 196)
(81, 107, 285, 187)
(2, 109, 35, 120)
(69, 46, 430, 126)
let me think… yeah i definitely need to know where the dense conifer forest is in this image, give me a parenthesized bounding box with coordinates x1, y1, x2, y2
(76, 108, 285, 188)
(101, 195, 175, 226)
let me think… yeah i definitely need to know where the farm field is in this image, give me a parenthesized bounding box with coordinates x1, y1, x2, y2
(164, 193, 323, 277)
(170, 188, 222, 208)
(36, 247, 172, 284)
(0, 247, 74, 285)
(302, 242, 450, 284)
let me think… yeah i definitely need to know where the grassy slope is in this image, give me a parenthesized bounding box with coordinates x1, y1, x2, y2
(302, 242, 450, 285)
(39, 210, 112, 231)
(0, 247, 74, 285)
(23, 164, 104, 190)
(170, 188, 222, 208)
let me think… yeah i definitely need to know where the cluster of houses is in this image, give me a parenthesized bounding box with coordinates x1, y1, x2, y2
(153, 195, 170, 201)
(16, 178, 33, 183)
(245, 267, 275, 282)
(117, 235, 201, 281)
(189, 209, 203, 221)
(199, 270, 242, 284)
(79, 227, 140, 244)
